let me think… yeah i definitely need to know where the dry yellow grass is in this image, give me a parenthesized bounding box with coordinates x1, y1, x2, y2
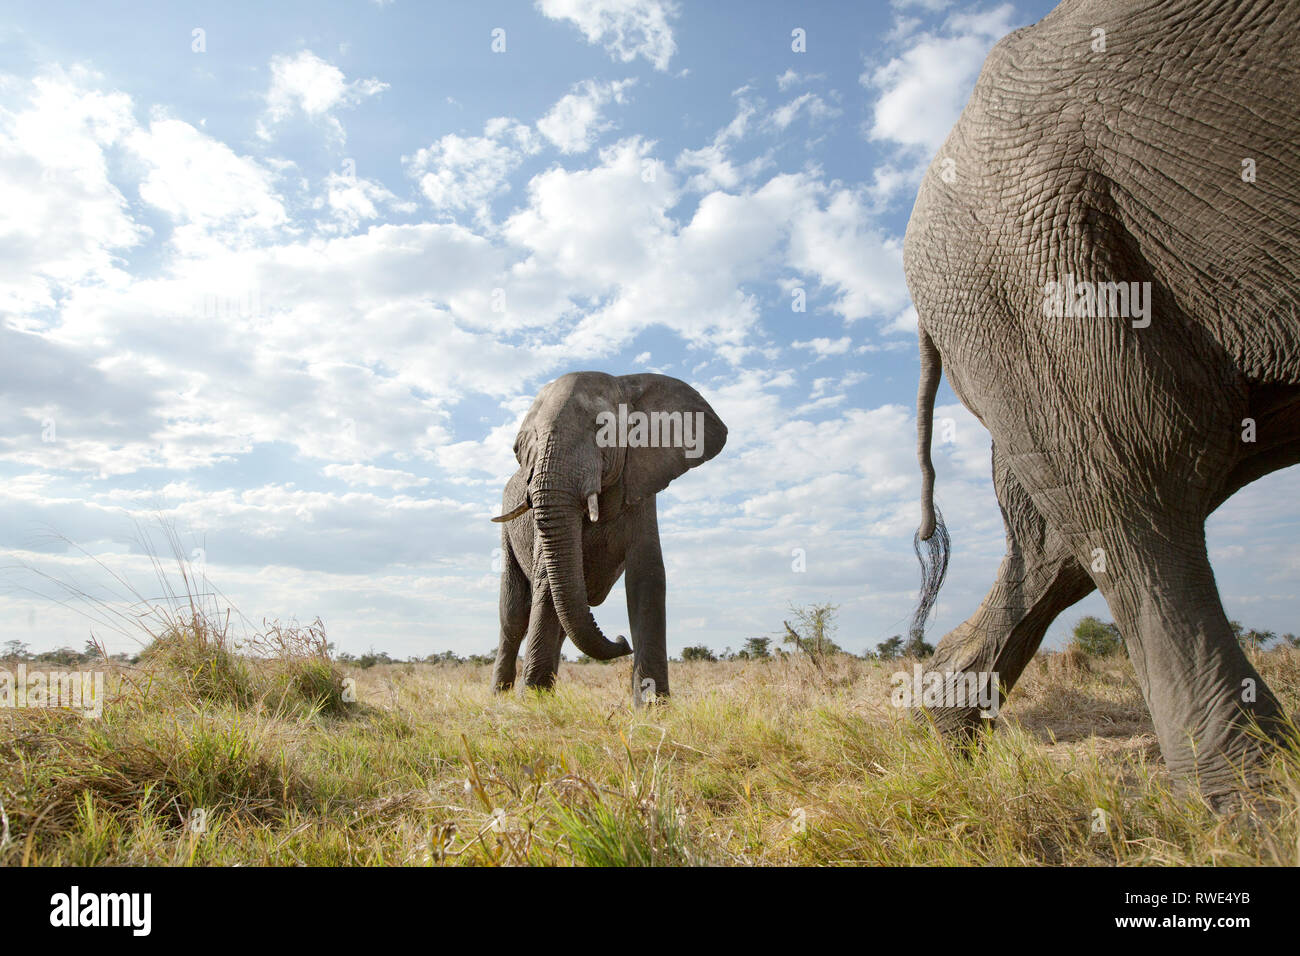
(2, 644, 1298, 866)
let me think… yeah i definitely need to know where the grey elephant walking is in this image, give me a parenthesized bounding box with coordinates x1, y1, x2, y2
(907, 0, 1299, 799)
(490, 371, 727, 701)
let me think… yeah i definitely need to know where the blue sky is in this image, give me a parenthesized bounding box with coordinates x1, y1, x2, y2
(2, 0, 1297, 658)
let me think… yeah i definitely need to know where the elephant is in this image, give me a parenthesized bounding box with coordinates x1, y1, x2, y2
(905, 0, 1300, 800)
(489, 371, 727, 701)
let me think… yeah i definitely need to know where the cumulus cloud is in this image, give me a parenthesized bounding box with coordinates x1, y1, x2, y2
(404, 118, 541, 224)
(537, 78, 636, 153)
(763, 92, 841, 132)
(257, 50, 388, 142)
(128, 115, 288, 253)
(785, 185, 909, 321)
(0, 68, 143, 314)
(317, 171, 417, 234)
(864, 3, 1018, 153)
(536, 0, 680, 71)
(792, 336, 853, 358)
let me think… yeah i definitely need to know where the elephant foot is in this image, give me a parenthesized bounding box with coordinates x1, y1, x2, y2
(911, 704, 986, 740)
(632, 670, 669, 707)
(633, 690, 670, 709)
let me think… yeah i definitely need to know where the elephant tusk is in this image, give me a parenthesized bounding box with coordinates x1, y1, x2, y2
(587, 493, 599, 522)
(491, 501, 531, 523)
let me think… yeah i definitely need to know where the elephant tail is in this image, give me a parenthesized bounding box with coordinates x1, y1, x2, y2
(911, 327, 949, 641)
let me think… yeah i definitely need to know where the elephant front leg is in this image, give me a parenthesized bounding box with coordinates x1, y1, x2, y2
(922, 539, 1093, 735)
(626, 506, 668, 705)
(521, 574, 565, 690)
(491, 537, 531, 692)
(918, 445, 1094, 736)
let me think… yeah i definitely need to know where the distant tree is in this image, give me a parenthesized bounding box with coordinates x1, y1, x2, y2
(356, 649, 394, 669)
(741, 637, 771, 659)
(903, 633, 935, 658)
(783, 603, 842, 659)
(36, 646, 82, 666)
(680, 645, 717, 662)
(1239, 627, 1277, 650)
(875, 636, 904, 661)
(1281, 633, 1300, 649)
(2, 639, 30, 660)
(1071, 616, 1123, 657)
(1228, 619, 1280, 649)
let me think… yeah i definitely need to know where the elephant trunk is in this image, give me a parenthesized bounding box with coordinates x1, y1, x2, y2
(532, 488, 631, 661)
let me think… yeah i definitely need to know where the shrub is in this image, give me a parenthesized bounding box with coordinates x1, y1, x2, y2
(1071, 616, 1123, 657)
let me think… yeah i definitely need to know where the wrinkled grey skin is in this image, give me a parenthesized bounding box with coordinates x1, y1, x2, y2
(491, 371, 727, 701)
(907, 0, 1300, 800)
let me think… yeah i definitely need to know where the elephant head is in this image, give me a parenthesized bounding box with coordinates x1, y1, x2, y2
(492, 371, 727, 661)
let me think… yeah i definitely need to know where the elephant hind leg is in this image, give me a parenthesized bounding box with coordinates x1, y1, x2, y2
(491, 536, 531, 692)
(1065, 517, 1288, 801)
(919, 444, 1094, 736)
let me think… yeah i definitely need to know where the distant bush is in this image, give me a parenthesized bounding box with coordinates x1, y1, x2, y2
(1071, 616, 1123, 657)
(903, 634, 935, 658)
(874, 636, 904, 661)
(680, 645, 717, 662)
(783, 603, 843, 661)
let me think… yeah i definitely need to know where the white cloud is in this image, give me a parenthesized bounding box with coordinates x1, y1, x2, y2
(537, 78, 635, 153)
(323, 463, 430, 489)
(792, 336, 852, 357)
(128, 114, 288, 253)
(257, 50, 388, 142)
(764, 92, 840, 132)
(885, 304, 918, 335)
(0, 68, 143, 314)
(317, 171, 416, 233)
(675, 92, 771, 193)
(776, 69, 826, 92)
(536, 0, 680, 71)
(865, 3, 1017, 153)
(404, 118, 541, 224)
(786, 184, 910, 321)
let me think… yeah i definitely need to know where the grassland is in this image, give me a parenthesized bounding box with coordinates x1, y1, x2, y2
(2, 632, 1299, 866)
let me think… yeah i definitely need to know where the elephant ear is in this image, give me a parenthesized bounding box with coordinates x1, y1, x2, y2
(618, 374, 727, 504)
(512, 383, 555, 476)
